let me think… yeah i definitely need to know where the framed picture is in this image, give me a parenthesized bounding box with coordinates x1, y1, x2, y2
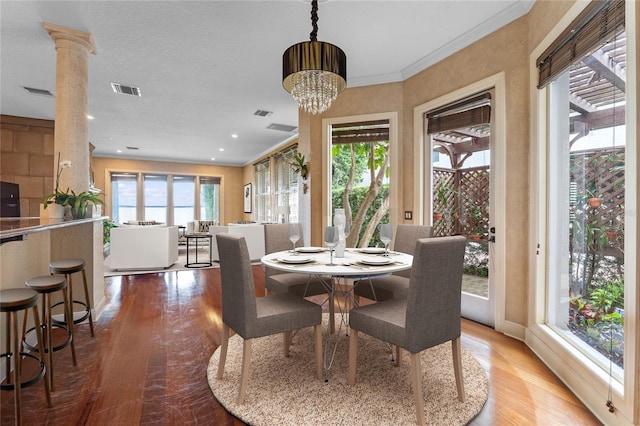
(243, 183, 252, 213)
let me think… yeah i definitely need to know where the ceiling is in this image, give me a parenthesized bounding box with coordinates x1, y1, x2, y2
(1, 0, 534, 166)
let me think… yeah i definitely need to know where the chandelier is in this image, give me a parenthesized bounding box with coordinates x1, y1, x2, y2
(282, 0, 347, 115)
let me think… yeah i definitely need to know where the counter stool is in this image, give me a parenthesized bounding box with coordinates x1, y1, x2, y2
(1, 288, 52, 425)
(24, 275, 76, 391)
(49, 259, 94, 337)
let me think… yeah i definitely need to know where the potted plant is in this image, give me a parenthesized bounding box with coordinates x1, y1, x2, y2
(466, 205, 485, 241)
(66, 190, 104, 219)
(433, 182, 456, 222)
(43, 153, 73, 218)
(290, 152, 309, 194)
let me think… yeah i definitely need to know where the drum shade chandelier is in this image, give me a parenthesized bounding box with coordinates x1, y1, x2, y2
(282, 0, 347, 115)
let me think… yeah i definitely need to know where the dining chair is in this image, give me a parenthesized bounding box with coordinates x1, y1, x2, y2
(216, 233, 323, 404)
(347, 235, 467, 425)
(353, 224, 433, 302)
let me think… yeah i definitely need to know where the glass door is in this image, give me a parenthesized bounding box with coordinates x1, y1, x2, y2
(428, 92, 495, 326)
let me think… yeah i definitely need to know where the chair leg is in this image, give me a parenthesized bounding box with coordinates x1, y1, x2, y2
(410, 352, 426, 426)
(31, 306, 52, 408)
(237, 338, 252, 405)
(347, 329, 358, 385)
(217, 324, 229, 380)
(452, 337, 466, 402)
(81, 269, 95, 337)
(329, 286, 335, 335)
(395, 345, 401, 367)
(283, 331, 291, 357)
(314, 325, 322, 380)
(61, 287, 77, 366)
(11, 311, 22, 426)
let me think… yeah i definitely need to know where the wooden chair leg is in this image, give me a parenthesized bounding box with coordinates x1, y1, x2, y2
(410, 352, 426, 426)
(237, 338, 252, 405)
(217, 324, 229, 379)
(329, 288, 335, 335)
(283, 331, 291, 357)
(81, 269, 95, 337)
(62, 287, 77, 366)
(395, 345, 401, 367)
(452, 337, 466, 402)
(11, 311, 22, 426)
(314, 325, 322, 380)
(347, 329, 358, 385)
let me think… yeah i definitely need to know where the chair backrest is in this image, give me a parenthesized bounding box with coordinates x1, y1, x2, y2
(404, 235, 467, 353)
(263, 223, 304, 278)
(393, 224, 433, 278)
(216, 232, 257, 338)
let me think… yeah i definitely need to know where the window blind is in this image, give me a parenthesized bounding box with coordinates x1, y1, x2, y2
(537, 0, 625, 89)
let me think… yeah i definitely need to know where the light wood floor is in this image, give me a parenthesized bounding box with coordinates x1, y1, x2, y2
(1, 266, 601, 425)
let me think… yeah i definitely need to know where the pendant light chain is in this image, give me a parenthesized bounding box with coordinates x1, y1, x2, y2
(310, 0, 318, 42)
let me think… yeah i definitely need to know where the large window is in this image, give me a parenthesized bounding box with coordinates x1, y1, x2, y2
(254, 159, 270, 223)
(173, 175, 195, 226)
(109, 172, 220, 225)
(273, 146, 298, 223)
(533, 0, 635, 420)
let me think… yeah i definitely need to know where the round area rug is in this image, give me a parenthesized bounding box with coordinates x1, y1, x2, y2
(207, 317, 488, 425)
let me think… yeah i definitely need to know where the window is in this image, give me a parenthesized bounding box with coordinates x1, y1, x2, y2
(111, 173, 137, 224)
(273, 146, 298, 223)
(143, 174, 167, 223)
(173, 175, 195, 226)
(200, 176, 220, 222)
(254, 159, 270, 223)
(109, 172, 221, 225)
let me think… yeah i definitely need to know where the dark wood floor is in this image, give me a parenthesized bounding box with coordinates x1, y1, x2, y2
(1, 266, 601, 425)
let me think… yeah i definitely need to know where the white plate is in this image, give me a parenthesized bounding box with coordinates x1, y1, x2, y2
(278, 256, 314, 264)
(296, 246, 324, 253)
(359, 247, 386, 254)
(359, 257, 393, 266)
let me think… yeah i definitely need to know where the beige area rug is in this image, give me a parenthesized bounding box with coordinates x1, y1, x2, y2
(207, 316, 488, 426)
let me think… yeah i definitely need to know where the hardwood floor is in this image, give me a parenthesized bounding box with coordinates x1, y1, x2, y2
(1, 266, 601, 425)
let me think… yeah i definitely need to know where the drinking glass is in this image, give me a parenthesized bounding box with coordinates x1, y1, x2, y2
(324, 226, 339, 266)
(379, 223, 393, 256)
(289, 223, 300, 253)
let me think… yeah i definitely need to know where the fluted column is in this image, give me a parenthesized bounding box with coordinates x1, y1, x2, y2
(43, 23, 96, 193)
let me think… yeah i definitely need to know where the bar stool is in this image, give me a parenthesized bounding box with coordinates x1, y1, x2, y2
(24, 275, 76, 391)
(1, 288, 52, 425)
(49, 258, 94, 337)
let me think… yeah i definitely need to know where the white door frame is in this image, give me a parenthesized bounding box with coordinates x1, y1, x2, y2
(413, 72, 506, 331)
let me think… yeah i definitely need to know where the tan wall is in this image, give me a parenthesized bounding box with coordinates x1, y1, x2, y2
(0, 115, 55, 217)
(92, 157, 244, 224)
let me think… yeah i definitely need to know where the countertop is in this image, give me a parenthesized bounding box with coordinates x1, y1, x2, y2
(0, 216, 106, 239)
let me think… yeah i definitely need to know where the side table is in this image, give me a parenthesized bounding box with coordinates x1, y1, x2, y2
(185, 234, 213, 268)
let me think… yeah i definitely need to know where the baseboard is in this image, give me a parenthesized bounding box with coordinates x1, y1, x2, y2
(500, 319, 525, 341)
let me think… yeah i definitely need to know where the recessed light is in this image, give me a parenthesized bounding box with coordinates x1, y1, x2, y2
(219, 148, 224, 152)
(116, 149, 123, 153)
(210, 157, 216, 161)
(231, 134, 238, 139)
(87, 114, 95, 120)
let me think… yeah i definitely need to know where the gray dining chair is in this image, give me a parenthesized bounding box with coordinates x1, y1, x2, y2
(347, 235, 467, 425)
(215, 233, 323, 404)
(353, 224, 433, 302)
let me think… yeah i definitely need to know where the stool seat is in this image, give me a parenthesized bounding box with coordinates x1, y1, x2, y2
(0, 288, 52, 423)
(49, 258, 85, 274)
(25, 275, 66, 294)
(0, 288, 39, 312)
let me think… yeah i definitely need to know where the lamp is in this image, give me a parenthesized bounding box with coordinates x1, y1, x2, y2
(282, 0, 347, 115)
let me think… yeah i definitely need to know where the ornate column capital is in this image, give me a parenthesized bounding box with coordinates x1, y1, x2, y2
(43, 22, 97, 55)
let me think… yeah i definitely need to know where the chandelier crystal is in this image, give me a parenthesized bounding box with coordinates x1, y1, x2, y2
(282, 0, 346, 115)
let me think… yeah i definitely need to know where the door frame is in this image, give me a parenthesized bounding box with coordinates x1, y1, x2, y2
(413, 72, 506, 332)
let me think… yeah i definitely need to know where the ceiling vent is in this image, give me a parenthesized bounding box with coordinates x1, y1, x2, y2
(23, 86, 54, 97)
(267, 123, 298, 133)
(111, 83, 142, 97)
(254, 109, 273, 117)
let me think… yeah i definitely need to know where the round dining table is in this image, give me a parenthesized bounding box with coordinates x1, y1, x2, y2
(261, 246, 413, 380)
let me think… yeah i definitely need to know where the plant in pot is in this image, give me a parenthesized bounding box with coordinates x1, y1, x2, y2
(290, 152, 309, 194)
(43, 153, 73, 218)
(67, 190, 104, 219)
(433, 182, 457, 222)
(466, 204, 485, 241)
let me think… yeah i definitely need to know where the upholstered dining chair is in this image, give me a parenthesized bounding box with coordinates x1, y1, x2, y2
(347, 235, 467, 425)
(216, 233, 323, 404)
(353, 224, 433, 302)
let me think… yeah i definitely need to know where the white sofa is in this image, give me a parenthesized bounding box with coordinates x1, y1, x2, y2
(108, 225, 179, 270)
(209, 223, 265, 261)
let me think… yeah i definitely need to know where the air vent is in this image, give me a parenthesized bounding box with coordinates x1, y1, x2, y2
(111, 83, 142, 97)
(126, 146, 139, 150)
(23, 86, 54, 97)
(254, 109, 273, 117)
(267, 123, 297, 133)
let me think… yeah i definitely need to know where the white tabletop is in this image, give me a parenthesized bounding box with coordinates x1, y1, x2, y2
(261, 248, 412, 277)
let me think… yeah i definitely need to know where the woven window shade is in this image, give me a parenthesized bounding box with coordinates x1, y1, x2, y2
(537, 0, 625, 89)
(426, 93, 491, 134)
(331, 120, 389, 144)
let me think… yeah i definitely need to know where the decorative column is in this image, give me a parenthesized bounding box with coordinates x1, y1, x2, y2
(43, 23, 96, 193)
